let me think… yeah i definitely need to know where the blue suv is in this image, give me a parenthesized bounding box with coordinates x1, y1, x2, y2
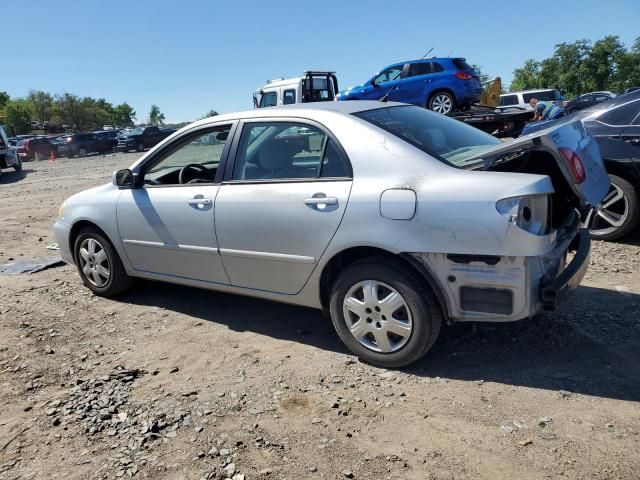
(337, 58, 482, 114)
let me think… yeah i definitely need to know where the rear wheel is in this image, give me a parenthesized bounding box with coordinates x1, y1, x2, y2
(136, 142, 144, 152)
(74, 227, 132, 296)
(587, 174, 639, 241)
(78, 147, 88, 157)
(13, 156, 22, 172)
(329, 257, 443, 368)
(428, 91, 455, 115)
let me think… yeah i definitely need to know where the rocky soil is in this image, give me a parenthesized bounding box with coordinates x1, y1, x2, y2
(0, 154, 639, 479)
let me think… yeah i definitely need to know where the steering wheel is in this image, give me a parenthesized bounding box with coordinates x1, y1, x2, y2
(179, 163, 211, 184)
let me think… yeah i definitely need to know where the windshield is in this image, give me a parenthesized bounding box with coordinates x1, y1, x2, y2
(128, 127, 145, 135)
(354, 106, 500, 166)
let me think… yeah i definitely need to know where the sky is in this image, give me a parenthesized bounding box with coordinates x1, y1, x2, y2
(5, 0, 639, 123)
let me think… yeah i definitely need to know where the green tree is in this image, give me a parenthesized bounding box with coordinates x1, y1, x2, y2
(0, 91, 9, 110)
(2, 99, 32, 134)
(149, 104, 165, 126)
(26, 90, 53, 123)
(510, 59, 542, 91)
(204, 109, 219, 118)
(112, 103, 136, 127)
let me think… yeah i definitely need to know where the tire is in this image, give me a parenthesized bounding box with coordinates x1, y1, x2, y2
(136, 142, 144, 152)
(428, 91, 456, 115)
(329, 257, 443, 368)
(73, 227, 132, 296)
(587, 174, 639, 241)
(78, 147, 88, 157)
(13, 156, 22, 172)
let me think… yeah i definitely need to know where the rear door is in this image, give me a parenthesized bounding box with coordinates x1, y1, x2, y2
(400, 62, 432, 105)
(214, 119, 352, 294)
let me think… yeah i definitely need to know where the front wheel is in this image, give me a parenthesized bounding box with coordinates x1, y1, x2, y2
(13, 156, 22, 172)
(587, 174, 639, 241)
(428, 92, 456, 115)
(329, 257, 443, 368)
(74, 227, 132, 296)
(78, 147, 88, 157)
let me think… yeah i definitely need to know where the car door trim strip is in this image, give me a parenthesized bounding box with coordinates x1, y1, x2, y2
(219, 248, 316, 264)
(123, 239, 219, 253)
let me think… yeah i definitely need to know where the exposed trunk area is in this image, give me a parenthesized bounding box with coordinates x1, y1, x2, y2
(484, 149, 582, 229)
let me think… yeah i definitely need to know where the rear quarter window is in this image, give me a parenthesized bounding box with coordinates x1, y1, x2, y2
(452, 58, 472, 70)
(499, 94, 518, 106)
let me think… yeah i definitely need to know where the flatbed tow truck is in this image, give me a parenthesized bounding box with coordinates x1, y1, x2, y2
(449, 77, 534, 137)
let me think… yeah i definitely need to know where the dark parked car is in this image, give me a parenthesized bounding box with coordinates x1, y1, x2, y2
(521, 90, 640, 240)
(117, 126, 176, 152)
(564, 91, 617, 114)
(624, 87, 640, 95)
(16, 136, 58, 161)
(58, 133, 118, 157)
(336, 58, 483, 115)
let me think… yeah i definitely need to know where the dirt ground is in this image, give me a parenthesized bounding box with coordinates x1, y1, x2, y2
(1, 153, 639, 480)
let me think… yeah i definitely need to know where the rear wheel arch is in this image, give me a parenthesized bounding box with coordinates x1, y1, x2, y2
(318, 246, 449, 320)
(426, 87, 455, 103)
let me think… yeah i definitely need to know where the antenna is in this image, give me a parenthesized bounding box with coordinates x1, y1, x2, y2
(421, 48, 434, 59)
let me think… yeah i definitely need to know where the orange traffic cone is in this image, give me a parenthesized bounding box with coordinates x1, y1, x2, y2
(50, 150, 56, 163)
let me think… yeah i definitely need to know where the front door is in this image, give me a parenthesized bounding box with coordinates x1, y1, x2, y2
(215, 120, 353, 294)
(116, 125, 233, 284)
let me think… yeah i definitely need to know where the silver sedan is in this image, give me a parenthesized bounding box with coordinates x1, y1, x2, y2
(54, 101, 609, 367)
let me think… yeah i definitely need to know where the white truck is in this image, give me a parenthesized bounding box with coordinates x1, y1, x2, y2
(253, 71, 339, 108)
(0, 125, 21, 178)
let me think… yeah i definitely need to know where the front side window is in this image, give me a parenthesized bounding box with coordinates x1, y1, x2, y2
(598, 100, 640, 126)
(283, 89, 296, 105)
(144, 126, 231, 185)
(374, 66, 402, 84)
(354, 106, 500, 167)
(259, 92, 278, 108)
(232, 122, 349, 180)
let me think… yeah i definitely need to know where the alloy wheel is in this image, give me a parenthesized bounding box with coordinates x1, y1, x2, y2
(78, 238, 111, 287)
(430, 94, 453, 114)
(586, 181, 629, 237)
(342, 280, 413, 353)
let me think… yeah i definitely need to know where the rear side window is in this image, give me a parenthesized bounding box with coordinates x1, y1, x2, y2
(232, 122, 350, 181)
(407, 63, 431, 77)
(431, 62, 444, 73)
(499, 94, 518, 106)
(283, 89, 296, 105)
(522, 91, 556, 103)
(452, 58, 472, 70)
(599, 100, 640, 126)
(259, 92, 278, 107)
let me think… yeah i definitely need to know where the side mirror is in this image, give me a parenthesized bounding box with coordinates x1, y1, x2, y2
(113, 169, 134, 188)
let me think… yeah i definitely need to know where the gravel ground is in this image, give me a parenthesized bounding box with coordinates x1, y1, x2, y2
(0, 153, 639, 480)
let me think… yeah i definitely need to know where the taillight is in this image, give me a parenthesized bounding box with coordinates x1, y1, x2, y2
(65, 137, 72, 143)
(454, 71, 472, 80)
(559, 148, 586, 184)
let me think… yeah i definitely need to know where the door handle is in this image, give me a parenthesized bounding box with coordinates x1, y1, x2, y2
(304, 196, 338, 206)
(188, 198, 212, 206)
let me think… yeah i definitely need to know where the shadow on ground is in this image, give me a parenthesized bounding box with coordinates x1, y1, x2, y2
(0, 169, 31, 184)
(121, 282, 640, 402)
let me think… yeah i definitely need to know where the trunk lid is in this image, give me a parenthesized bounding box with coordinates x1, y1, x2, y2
(467, 119, 609, 207)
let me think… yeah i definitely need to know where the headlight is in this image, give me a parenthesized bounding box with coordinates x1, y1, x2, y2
(496, 195, 550, 235)
(58, 201, 66, 218)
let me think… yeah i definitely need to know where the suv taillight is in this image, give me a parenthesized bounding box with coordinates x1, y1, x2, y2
(454, 71, 472, 80)
(559, 148, 586, 184)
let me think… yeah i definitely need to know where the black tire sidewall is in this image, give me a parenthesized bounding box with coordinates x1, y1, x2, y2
(329, 260, 442, 368)
(590, 174, 639, 241)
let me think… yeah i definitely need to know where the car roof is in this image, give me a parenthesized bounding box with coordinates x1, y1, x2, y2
(501, 88, 558, 96)
(195, 100, 406, 125)
(574, 90, 640, 120)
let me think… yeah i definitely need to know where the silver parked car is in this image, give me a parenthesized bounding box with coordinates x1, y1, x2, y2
(54, 101, 609, 367)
